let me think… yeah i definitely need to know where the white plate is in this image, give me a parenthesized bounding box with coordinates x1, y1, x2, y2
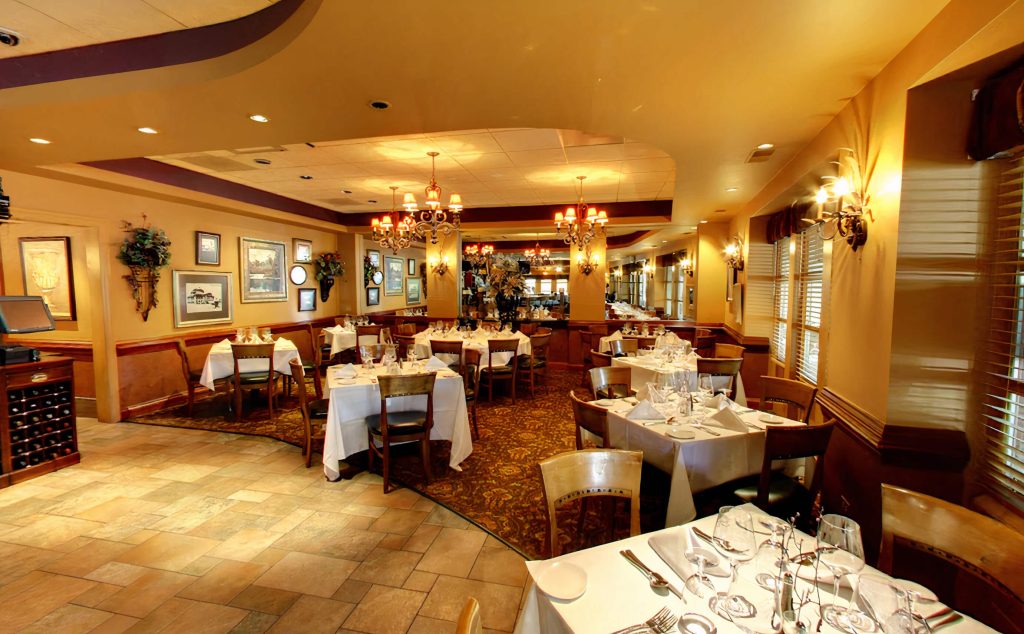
(535, 561, 587, 601)
(666, 428, 695, 439)
(759, 413, 786, 425)
(593, 399, 616, 407)
(337, 378, 356, 385)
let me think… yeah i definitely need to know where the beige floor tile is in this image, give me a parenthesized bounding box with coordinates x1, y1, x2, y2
(422, 506, 471, 529)
(20, 604, 113, 634)
(419, 575, 522, 632)
(267, 508, 315, 533)
(2, 514, 104, 550)
(140, 481, 203, 504)
(403, 570, 437, 592)
(229, 611, 278, 633)
(70, 582, 122, 608)
(415, 528, 486, 578)
(0, 543, 64, 585)
(0, 573, 96, 633)
(228, 585, 300, 616)
(207, 528, 281, 562)
(253, 551, 358, 598)
(150, 463, 221, 483)
(179, 555, 223, 576)
(42, 539, 135, 578)
(150, 496, 240, 534)
(95, 569, 195, 618)
(377, 533, 408, 550)
(82, 513, 164, 543)
(369, 508, 430, 536)
(75, 497, 166, 523)
(177, 559, 267, 604)
(228, 489, 273, 503)
(407, 615, 457, 634)
(268, 595, 354, 634)
(87, 613, 140, 633)
(84, 562, 149, 586)
(246, 474, 314, 496)
(341, 584, 426, 634)
(189, 511, 280, 540)
(349, 548, 421, 588)
(115, 531, 220, 572)
(230, 494, 307, 518)
(352, 487, 422, 510)
(272, 512, 384, 561)
(403, 524, 442, 553)
(332, 578, 372, 603)
(467, 547, 528, 587)
(138, 596, 249, 634)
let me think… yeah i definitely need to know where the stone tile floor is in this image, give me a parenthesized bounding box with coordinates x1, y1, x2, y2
(0, 419, 530, 633)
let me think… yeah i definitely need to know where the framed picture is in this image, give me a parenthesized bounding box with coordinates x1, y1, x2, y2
(366, 287, 380, 306)
(240, 237, 287, 302)
(293, 238, 312, 263)
(384, 256, 404, 295)
(407, 258, 416, 275)
(406, 277, 421, 304)
(367, 250, 381, 269)
(172, 270, 232, 328)
(297, 288, 316, 312)
(19, 237, 76, 320)
(289, 264, 308, 285)
(195, 231, 220, 266)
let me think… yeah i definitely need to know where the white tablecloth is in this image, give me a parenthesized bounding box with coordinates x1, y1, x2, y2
(322, 326, 358, 357)
(322, 366, 473, 480)
(604, 403, 798, 525)
(199, 339, 301, 390)
(412, 330, 531, 368)
(516, 505, 991, 634)
(612, 356, 747, 406)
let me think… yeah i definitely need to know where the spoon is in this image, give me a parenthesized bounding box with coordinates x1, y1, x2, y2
(620, 550, 669, 592)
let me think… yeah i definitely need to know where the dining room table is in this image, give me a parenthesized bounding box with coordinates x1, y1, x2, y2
(321, 362, 473, 481)
(411, 327, 531, 368)
(515, 503, 992, 633)
(592, 396, 794, 525)
(199, 337, 301, 390)
(321, 324, 359, 357)
(611, 354, 748, 406)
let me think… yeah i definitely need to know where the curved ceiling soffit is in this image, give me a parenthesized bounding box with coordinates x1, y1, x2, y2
(0, 0, 317, 93)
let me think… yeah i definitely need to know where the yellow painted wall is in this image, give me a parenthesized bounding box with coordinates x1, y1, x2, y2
(569, 236, 607, 320)
(426, 235, 460, 318)
(355, 235, 426, 315)
(695, 224, 727, 325)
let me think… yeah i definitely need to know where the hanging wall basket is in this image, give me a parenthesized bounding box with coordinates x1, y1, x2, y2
(117, 217, 171, 321)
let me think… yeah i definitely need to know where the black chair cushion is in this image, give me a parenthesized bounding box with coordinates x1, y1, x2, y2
(188, 369, 203, 381)
(481, 365, 514, 375)
(238, 371, 272, 384)
(309, 399, 330, 419)
(734, 473, 806, 506)
(596, 386, 630, 399)
(365, 410, 429, 435)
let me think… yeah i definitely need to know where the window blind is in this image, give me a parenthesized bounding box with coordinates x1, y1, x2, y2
(793, 227, 824, 384)
(983, 156, 1024, 510)
(771, 236, 790, 363)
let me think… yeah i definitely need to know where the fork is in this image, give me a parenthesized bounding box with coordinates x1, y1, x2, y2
(610, 607, 676, 634)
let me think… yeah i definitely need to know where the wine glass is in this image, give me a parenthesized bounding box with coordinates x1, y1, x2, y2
(847, 574, 900, 634)
(709, 506, 757, 619)
(817, 514, 867, 631)
(889, 581, 935, 634)
(684, 547, 718, 598)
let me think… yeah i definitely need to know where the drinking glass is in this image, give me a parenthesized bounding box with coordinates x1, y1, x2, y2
(709, 506, 757, 619)
(235, 328, 245, 343)
(848, 574, 901, 634)
(697, 373, 714, 400)
(753, 537, 789, 593)
(683, 547, 717, 598)
(259, 327, 272, 343)
(817, 514, 866, 631)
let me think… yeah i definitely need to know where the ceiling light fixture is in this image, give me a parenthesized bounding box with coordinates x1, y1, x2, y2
(699, 220, 708, 224)
(249, 114, 269, 123)
(299, 175, 313, 180)
(254, 158, 271, 165)
(29, 138, 50, 144)
(371, 186, 416, 254)
(137, 127, 158, 134)
(725, 187, 738, 192)
(464, 243, 494, 268)
(554, 175, 608, 273)
(403, 151, 463, 244)
(524, 237, 551, 266)
(757, 143, 775, 150)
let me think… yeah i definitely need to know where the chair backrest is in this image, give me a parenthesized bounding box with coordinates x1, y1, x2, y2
(754, 420, 835, 509)
(694, 334, 716, 357)
(591, 350, 613, 368)
(394, 334, 416, 359)
(280, 325, 316, 366)
(288, 358, 311, 425)
(518, 322, 538, 335)
(230, 342, 274, 380)
(357, 343, 387, 363)
(589, 323, 610, 336)
(878, 484, 1024, 615)
(487, 338, 521, 368)
(456, 597, 482, 634)
(714, 343, 745, 358)
(376, 372, 436, 440)
(696, 357, 743, 379)
(174, 340, 192, 385)
(463, 348, 481, 390)
(397, 323, 418, 335)
(571, 390, 609, 448)
(589, 366, 632, 400)
(536, 327, 553, 336)
(608, 338, 638, 357)
(356, 324, 382, 346)
(529, 333, 552, 360)
(634, 336, 657, 350)
(539, 448, 642, 556)
(430, 339, 464, 356)
(760, 376, 818, 424)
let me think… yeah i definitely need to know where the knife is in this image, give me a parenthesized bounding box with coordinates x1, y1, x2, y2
(620, 549, 686, 603)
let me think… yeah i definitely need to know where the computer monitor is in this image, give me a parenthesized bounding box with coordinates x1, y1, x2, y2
(0, 296, 56, 334)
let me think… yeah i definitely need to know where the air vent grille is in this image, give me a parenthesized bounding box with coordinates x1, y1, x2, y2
(746, 147, 776, 163)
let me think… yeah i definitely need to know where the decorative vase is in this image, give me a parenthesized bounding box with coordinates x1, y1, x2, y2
(124, 265, 159, 321)
(319, 276, 335, 302)
(495, 293, 520, 326)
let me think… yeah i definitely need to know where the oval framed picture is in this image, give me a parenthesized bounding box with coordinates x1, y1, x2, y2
(372, 270, 384, 285)
(289, 264, 308, 285)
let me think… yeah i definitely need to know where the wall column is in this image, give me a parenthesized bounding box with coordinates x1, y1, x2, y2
(426, 235, 460, 318)
(569, 235, 607, 320)
(695, 223, 727, 325)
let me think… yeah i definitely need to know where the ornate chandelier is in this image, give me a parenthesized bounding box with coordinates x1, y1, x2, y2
(524, 241, 551, 266)
(554, 175, 608, 251)
(403, 151, 463, 244)
(371, 186, 415, 254)
(464, 243, 494, 268)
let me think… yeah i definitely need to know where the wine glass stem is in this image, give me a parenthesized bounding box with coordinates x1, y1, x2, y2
(832, 573, 842, 610)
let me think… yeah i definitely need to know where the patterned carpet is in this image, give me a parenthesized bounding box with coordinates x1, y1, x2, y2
(128, 370, 670, 559)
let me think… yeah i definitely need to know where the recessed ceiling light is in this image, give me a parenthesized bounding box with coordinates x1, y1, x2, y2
(661, 240, 667, 243)
(137, 127, 158, 134)
(249, 114, 269, 123)
(725, 187, 738, 192)
(342, 189, 352, 194)
(254, 158, 271, 165)
(368, 100, 392, 110)
(368, 199, 378, 204)
(757, 143, 774, 150)
(699, 220, 708, 224)
(299, 175, 313, 180)
(29, 137, 50, 144)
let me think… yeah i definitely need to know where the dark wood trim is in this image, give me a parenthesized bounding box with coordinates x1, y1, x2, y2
(346, 201, 672, 227)
(721, 323, 770, 350)
(0, 0, 307, 90)
(879, 425, 970, 470)
(116, 317, 335, 356)
(121, 391, 192, 420)
(11, 340, 93, 362)
(816, 387, 885, 446)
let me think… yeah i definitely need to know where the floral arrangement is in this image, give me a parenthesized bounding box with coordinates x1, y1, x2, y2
(315, 252, 345, 281)
(117, 219, 171, 269)
(363, 254, 378, 287)
(486, 255, 527, 299)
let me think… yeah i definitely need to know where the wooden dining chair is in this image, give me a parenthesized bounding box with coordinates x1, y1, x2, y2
(289, 358, 329, 468)
(357, 343, 388, 364)
(588, 366, 634, 400)
(695, 357, 743, 398)
(463, 348, 481, 440)
(760, 376, 818, 424)
(365, 372, 436, 493)
(571, 390, 609, 449)
(634, 336, 657, 350)
(379, 327, 393, 344)
(456, 597, 482, 634)
(518, 332, 552, 397)
(481, 338, 520, 403)
(608, 338, 638, 358)
(397, 323, 418, 336)
(539, 448, 643, 556)
(713, 343, 745, 359)
(230, 342, 277, 421)
(394, 334, 417, 360)
(430, 339, 464, 374)
(518, 322, 538, 335)
(356, 324, 383, 347)
(280, 325, 323, 400)
(878, 484, 1024, 631)
(694, 333, 716, 357)
(536, 326, 553, 336)
(175, 340, 206, 417)
(334, 315, 352, 327)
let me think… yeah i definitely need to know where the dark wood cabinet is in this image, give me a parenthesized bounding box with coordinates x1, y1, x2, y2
(0, 357, 79, 488)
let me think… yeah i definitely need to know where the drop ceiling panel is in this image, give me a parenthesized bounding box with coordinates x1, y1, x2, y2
(491, 129, 565, 152)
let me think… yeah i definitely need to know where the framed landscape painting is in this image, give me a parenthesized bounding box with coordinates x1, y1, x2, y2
(384, 256, 404, 296)
(19, 237, 76, 321)
(293, 238, 312, 263)
(172, 270, 232, 328)
(240, 237, 287, 303)
(406, 277, 420, 304)
(366, 287, 380, 306)
(297, 288, 316, 312)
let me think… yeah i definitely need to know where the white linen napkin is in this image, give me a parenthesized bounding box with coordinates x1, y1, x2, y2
(702, 394, 726, 409)
(424, 356, 449, 371)
(335, 363, 357, 379)
(708, 406, 748, 432)
(648, 531, 730, 579)
(607, 330, 622, 342)
(626, 400, 665, 422)
(220, 338, 234, 347)
(636, 383, 665, 403)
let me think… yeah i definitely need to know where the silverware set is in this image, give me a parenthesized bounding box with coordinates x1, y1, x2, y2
(609, 607, 677, 634)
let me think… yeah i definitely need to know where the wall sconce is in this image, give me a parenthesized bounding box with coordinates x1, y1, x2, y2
(805, 149, 870, 251)
(613, 266, 623, 279)
(642, 261, 655, 279)
(576, 247, 599, 275)
(430, 255, 450, 276)
(680, 257, 694, 277)
(723, 236, 744, 270)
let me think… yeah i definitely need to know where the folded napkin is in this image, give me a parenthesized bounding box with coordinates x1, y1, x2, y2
(648, 531, 730, 580)
(636, 383, 666, 404)
(335, 363, 357, 379)
(424, 356, 449, 371)
(606, 330, 622, 342)
(325, 325, 343, 334)
(626, 400, 665, 422)
(702, 394, 727, 410)
(708, 406, 748, 432)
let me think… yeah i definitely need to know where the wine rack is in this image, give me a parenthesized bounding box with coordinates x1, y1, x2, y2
(0, 357, 79, 488)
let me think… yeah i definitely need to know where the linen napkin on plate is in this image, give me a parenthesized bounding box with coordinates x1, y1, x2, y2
(335, 363, 357, 379)
(701, 393, 731, 410)
(649, 531, 730, 579)
(708, 406, 748, 432)
(626, 400, 665, 422)
(424, 356, 449, 371)
(606, 330, 622, 343)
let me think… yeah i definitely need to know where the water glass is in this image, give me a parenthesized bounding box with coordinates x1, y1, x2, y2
(710, 506, 757, 619)
(817, 514, 866, 631)
(235, 328, 245, 343)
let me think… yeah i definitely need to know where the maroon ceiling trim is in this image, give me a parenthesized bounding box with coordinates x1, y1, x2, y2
(83, 157, 342, 223)
(476, 232, 654, 253)
(344, 200, 672, 227)
(0, 0, 305, 90)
